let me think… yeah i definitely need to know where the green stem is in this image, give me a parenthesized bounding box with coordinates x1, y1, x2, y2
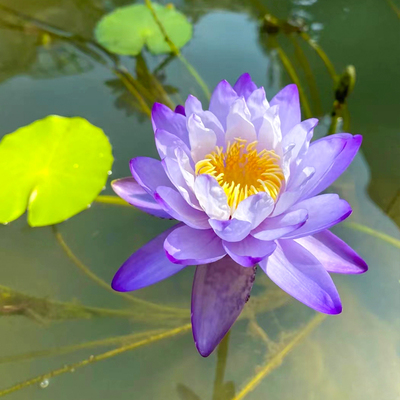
(344, 222, 400, 249)
(212, 331, 230, 400)
(0, 284, 151, 321)
(233, 314, 326, 400)
(52, 226, 189, 319)
(144, 0, 211, 99)
(0, 324, 192, 397)
(0, 4, 154, 117)
(289, 34, 323, 116)
(0, 329, 167, 365)
(300, 32, 337, 81)
(94, 195, 131, 207)
(386, 0, 400, 18)
(270, 37, 312, 119)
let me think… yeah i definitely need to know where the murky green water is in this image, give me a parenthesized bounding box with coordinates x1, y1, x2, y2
(0, 0, 399, 399)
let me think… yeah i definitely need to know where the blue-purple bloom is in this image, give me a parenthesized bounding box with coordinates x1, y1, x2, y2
(111, 74, 367, 357)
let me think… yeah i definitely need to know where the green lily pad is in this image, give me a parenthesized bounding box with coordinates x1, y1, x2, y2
(94, 3, 192, 56)
(0, 115, 113, 227)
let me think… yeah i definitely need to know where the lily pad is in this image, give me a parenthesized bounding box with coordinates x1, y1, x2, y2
(0, 115, 113, 227)
(94, 3, 192, 56)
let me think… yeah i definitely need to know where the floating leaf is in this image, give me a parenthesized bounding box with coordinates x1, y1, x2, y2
(94, 3, 192, 56)
(0, 115, 113, 227)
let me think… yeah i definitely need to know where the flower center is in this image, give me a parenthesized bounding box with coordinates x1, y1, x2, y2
(195, 139, 284, 210)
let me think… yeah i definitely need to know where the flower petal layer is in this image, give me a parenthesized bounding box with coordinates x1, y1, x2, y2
(223, 236, 276, 267)
(130, 157, 173, 195)
(251, 209, 308, 241)
(283, 194, 352, 239)
(164, 225, 226, 265)
(233, 73, 257, 99)
(154, 129, 190, 160)
(194, 174, 230, 220)
(225, 97, 257, 144)
(294, 135, 348, 200)
(154, 186, 209, 229)
(151, 103, 189, 146)
(192, 257, 256, 356)
(233, 192, 274, 229)
(209, 218, 253, 242)
(270, 84, 301, 135)
(187, 114, 217, 163)
(260, 240, 342, 314)
(209, 80, 239, 129)
(112, 226, 187, 291)
(296, 230, 368, 274)
(306, 134, 363, 198)
(111, 177, 171, 219)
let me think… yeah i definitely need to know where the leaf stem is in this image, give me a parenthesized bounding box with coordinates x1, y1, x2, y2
(94, 195, 131, 207)
(0, 324, 191, 397)
(0, 4, 154, 116)
(270, 37, 312, 119)
(144, 0, 211, 99)
(344, 222, 400, 249)
(289, 34, 323, 116)
(0, 329, 168, 365)
(212, 331, 230, 400)
(299, 32, 338, 81)
(52, 226, 189, 319)
(232, 313, 326, 400)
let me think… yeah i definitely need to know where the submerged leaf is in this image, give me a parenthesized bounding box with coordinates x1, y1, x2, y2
(94, 3, 192, 55)
(0, 115, 113, 226)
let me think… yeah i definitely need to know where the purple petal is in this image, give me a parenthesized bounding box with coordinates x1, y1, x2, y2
(185, 95, 225, 146)
(174, 104, 186, 116)
(130, 157, 173, 195)
(270, 84, 301, 136)
(209, 218, 253, 242)
(223, 236, 276, 267)
(162, 154, 199, 209)
(164, 225, 226, 265)
(233, 73, 257, 99)
(111, 177, 171, 219)
(283, 194, 352, 239)
(294, 135, 347, 200)
(282, 118, 319, 164)
(251, 209, 308, 241)
(246, 87, 269, 121)
(187, 114, 217, 163)
(232, 192, 274, 229)
(225, 97, 257, 144)
(192, 257, 256, 356)
(260, 240, 342, 314)
(306, 134, 362, 198)
(209, 80, 239, 129)
(154, 129, 191, 161)
(151, 103, 189, 147)
(112, 225, 187, 291)
(296, 230, 368, 274)
(154, 186, 209, 229)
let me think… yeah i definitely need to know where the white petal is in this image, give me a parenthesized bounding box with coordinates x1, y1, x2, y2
(225, 97, 257, 144)
(194, 175, 230, 220)
(187, 114, 217, 164)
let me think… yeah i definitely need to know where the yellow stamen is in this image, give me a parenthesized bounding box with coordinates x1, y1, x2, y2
(195, 139, 284, 209)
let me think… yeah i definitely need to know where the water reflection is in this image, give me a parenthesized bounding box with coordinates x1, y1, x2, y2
(0, 0, 399, 399)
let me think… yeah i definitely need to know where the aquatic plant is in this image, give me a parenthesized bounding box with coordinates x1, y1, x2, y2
(111, 73, 367, 356)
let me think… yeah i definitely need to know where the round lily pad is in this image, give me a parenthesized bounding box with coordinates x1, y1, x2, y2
(0, 115, 113, 227)
(94, 3, 192, 56)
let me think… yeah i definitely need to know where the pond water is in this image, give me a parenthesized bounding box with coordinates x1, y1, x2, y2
(0, 0, 399, 399)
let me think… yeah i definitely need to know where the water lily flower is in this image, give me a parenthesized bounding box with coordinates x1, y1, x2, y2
(111, 73, 367, 357)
